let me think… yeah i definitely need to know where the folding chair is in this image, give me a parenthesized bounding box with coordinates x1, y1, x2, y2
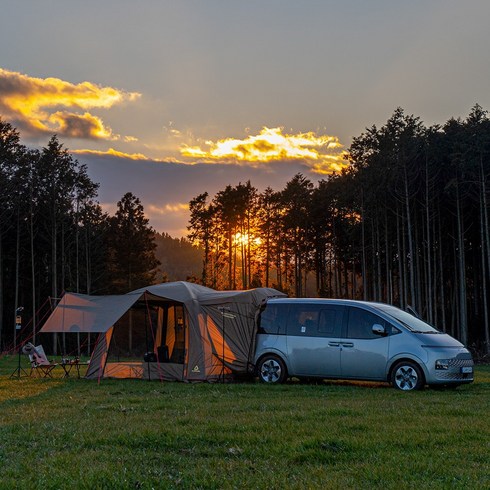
(24, 343, 58, 378)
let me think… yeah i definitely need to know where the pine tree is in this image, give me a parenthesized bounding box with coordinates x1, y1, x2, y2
(107, 192, 160, 293)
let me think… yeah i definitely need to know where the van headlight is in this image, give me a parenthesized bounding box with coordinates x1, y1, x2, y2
(435, 359, 450, 370)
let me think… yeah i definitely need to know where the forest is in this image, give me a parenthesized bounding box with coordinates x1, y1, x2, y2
(188, 106, 490, 353)
(1, 105, 490, 354)
(0, 118, 202, 351)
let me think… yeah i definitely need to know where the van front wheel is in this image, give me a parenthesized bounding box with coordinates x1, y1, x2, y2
(257, 355, 287, 384)
(391, 361, 425, 391)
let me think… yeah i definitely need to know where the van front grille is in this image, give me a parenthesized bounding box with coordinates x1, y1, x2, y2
(435, 358, 474, 381)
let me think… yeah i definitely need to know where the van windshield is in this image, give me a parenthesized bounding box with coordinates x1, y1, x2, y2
(377, 305, 440, 333)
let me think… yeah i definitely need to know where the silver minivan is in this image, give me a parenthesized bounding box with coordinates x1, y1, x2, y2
(254, 298, 474, 391)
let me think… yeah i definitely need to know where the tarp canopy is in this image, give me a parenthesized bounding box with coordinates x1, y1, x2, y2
(40, 281, 286, 381)
(40, 293, 141, 333)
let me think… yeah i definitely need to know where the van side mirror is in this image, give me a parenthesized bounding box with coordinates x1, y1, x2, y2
(372, 324, 387, 336)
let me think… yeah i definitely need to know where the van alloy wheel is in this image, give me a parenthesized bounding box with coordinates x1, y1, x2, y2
(392, 361, 424, 391)
(258, 356, 287, 383)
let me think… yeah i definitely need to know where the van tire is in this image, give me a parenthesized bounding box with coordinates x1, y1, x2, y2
(391, 361, 425, 391)
(257, 355, 287, 384)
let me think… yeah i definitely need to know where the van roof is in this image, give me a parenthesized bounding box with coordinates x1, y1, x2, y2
(266, 298, 391, 308)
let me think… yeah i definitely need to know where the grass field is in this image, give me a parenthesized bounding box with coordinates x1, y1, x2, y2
(1, 356, 489, 490)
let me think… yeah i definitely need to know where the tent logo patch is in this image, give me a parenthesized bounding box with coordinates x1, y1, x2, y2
(192, 365, 201, 373)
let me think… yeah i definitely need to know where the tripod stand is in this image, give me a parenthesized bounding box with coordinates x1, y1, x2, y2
(10, 345, 29, 379)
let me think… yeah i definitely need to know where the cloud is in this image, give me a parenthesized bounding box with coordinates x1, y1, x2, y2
(180, 126, 349, 174)
(71, 147, 185, 164)
(73, 126, 349, 175)
(148, 203, 189, 215)
(0, 67, 140, 140)
(72, 147, 151, 161)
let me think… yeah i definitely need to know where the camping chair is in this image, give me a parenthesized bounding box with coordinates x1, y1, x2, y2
(23, 343, 58, 378)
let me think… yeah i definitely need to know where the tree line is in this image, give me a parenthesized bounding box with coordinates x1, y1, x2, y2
(188, 106, 490, 351)
(0, 118, 160, 351)
(2, 104, 489, 353)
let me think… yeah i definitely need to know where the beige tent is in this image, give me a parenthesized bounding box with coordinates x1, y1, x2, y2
(40, 281, 285, 381)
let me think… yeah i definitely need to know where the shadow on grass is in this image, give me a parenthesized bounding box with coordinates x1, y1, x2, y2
(290, 377, 390, 389)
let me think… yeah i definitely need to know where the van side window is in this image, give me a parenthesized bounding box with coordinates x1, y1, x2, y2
(258, 304, 289, 334)
(347, 307, 386, 339)
(318, 307, 343, 337)
(287, 305, 320, 336)
(286, 305, 343, 337)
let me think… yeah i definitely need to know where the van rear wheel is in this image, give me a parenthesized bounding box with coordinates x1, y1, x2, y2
(391, 361, 425, 391)
(257, 355, 287, 384)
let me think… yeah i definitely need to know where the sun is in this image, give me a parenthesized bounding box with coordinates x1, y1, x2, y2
(233, 232, 262, 247)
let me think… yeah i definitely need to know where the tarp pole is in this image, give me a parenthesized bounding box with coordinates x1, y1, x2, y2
(144, 292, 164, 382)
(222, 309, 225, 383)
(218, 306, 229, 383)
(144, 293, 150, 382)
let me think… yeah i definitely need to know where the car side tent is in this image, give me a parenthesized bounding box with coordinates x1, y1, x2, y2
(40, 281, 285, 381)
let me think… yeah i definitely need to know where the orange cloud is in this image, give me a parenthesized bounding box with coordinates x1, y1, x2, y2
(71, 147, 186, 164)
(0, 68, 140, 140)
(180, 127, 348, 174)
(72, 148, 149, 160)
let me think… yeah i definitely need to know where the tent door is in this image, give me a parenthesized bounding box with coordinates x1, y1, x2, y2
(156, 304, 186, 364)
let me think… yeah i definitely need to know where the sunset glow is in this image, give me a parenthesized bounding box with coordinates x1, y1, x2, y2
(233, 232, 261, 247)
(180, 127, 348, 174)
(0, 68, 140, 139)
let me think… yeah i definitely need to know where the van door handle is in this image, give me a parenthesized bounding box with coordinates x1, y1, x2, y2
(328, 342, 340, 347)
(341, 342, 354, 348)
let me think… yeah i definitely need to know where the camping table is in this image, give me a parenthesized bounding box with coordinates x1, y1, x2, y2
(61, 359, 89, 378)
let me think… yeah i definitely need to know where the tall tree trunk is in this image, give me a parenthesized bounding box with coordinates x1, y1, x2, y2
(396, 209, 404, 308)
(247, 213, 251, 288)
(61, 221, 66, 355)
(385, 211, 393, 304)
(361, 192, 367, 300)
(479, 178, 490, 352)
(479, 241, 489, 352)
(76, 198, 80, 293)
(85, 225, 91, 357)
(352, 252, 357, 299)
(432, 215, 439, 327)
(0, 231, 3, 350)
(480, 156, 490, 287)
(14, 214, 21, 349)
(437, 210, 446, 332)
(228, 228, 233, 289)
(52, 202, 58, 355)
(375, 214, 382, 301)
(30, 187, 37, 346)
(413, 213, 423, 316)
(343, 259, 348, 299)
(404, 166, 416, 309)
(371, 219, 376, 301)
(455, 182, 467, 344)
(265, 229, 270, 287)
(425, 155, 434, 324)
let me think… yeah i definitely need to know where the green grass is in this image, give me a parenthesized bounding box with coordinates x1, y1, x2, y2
(1, 355, 489, 489)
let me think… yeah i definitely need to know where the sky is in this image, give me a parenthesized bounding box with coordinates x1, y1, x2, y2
(2, 1, 490, 236)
